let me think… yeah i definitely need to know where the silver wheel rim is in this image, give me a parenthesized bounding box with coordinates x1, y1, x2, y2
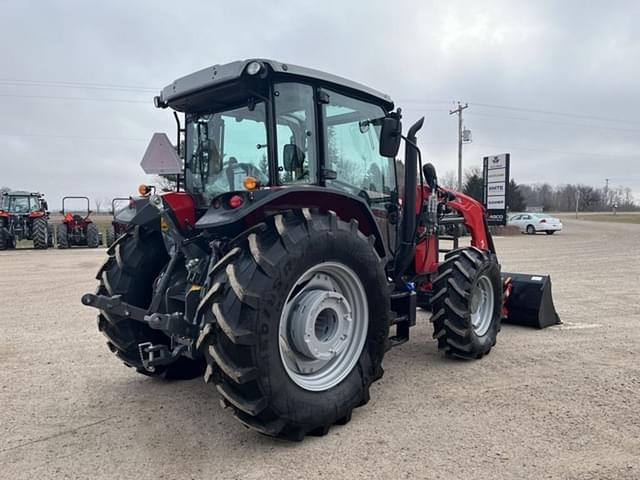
(469, 275, 494, 337)
(278, 261, 368, 392)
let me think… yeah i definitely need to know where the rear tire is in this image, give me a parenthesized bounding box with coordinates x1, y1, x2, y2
(0, 227, 7, 250)
(545, 230, 555, 235)
(526, 225, 536, 235)
(106, 225, 115, 248)
(87, 223, 99, 248)
(32, 217, 49, 249)
(198, 210, 390, 440)
(430, 247, 502, 359)
(96, 228, 205, 379)
(57, 224, 69, 249)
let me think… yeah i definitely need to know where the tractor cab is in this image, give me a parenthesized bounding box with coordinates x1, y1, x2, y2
(1, 191, 47, 216)
(142, 59, 401, 251)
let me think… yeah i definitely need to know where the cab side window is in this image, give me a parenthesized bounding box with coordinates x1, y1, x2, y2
(274, 83, 317, 184)
(321, 89, 395, 200)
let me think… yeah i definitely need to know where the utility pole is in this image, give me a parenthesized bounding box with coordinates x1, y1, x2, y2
(450, 102, 469, 191)
(604, 178, 609, 207)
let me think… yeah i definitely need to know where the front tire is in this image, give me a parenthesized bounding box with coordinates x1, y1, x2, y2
(526, 225, 536, 235)
(96, 228, 205, 379)
(32, 217, 49, 249)
(199, 210, 390, 440)
(430, 247, 502, 359)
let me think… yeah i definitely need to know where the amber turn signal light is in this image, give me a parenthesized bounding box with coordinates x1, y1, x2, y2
(243, 176, 258, 191)
(138, 184, 151, 196)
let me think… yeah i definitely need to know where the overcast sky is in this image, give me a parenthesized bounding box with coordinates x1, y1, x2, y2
(1, 0, 639, 208)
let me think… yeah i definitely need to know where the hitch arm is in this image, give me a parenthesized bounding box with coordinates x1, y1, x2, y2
(82, 292, 199, 338)
(81, 293, 147, 322)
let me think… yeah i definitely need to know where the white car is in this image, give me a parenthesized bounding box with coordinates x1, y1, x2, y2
(508, 213, 563, 235)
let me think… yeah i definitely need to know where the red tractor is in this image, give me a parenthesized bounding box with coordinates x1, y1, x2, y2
(57, 196, 101, 248)
(0, 190, 52, 249)
(105, 197, 131, 248)
(82, 59, 558, 440)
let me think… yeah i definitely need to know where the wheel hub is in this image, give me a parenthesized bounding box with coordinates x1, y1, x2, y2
(278, 262, 368, 392)
(289, 290, 352, 362)
(470, 275, 494, 336)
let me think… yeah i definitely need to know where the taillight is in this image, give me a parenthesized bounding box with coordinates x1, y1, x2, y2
(539, 219, 546, 223)
(228, 195, 243, 209)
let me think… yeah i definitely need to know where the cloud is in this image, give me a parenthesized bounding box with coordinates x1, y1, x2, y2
(1, 0, 638, 206)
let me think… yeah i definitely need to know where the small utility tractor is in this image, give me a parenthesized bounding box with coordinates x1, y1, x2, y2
(0, 190, 52, 249)
(83, 59, 559, 440)
(105, 197, 131, 248)
(57, 196, 101, 248)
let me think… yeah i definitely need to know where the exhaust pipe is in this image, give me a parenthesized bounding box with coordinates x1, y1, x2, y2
(393, 117, 424, 281)
(502, 272, 561, 328)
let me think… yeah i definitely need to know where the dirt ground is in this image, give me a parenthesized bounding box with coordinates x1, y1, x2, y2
(1, 218, 639, 479)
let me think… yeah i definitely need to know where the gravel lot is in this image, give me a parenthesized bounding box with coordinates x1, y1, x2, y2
(1, 218, 639, 479)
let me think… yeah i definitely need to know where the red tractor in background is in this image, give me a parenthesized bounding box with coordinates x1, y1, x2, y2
(105, 197, 131, 248)
(57, 196, 101, 248)
(0, 191, 52, 249)
(82, 59, 559, 440)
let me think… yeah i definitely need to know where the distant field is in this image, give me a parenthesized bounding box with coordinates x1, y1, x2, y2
(575, 213, 640, 224)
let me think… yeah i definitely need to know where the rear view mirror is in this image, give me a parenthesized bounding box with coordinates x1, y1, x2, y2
(423, 163, 438, 190)
(379, 116, 402, 158)
(283, 144, 305, 172)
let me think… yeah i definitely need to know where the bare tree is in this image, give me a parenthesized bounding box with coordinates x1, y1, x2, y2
(440, 170, 457, 189)
(94, 198, 103, 213)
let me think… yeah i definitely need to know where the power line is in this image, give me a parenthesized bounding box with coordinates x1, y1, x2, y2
(398, 99, 640, 126)
(465, 111, 640, 133)
(470, 142, 638, 159)
(422, 140, 638, 160)
(467, 102, 640, 126)
(0, 132, 147, 142)
(0, 79, 158, 93)
(0, 93, 150, 104)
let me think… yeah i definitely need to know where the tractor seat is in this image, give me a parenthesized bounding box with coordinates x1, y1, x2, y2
(73, 214, 83, 223)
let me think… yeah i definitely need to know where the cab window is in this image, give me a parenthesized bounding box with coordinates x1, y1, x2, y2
(274, 83, 317, 184)
(321, 90, 395, 201)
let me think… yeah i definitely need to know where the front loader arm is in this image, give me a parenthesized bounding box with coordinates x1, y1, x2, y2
(441, 189, 495, 253)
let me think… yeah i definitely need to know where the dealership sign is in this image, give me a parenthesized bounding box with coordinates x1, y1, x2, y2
(483, 153, 510, 226)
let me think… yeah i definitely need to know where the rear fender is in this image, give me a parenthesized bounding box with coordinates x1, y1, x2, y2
(113, 192, 196, 233)
(114, 197, 161, 230)
(196, 187, 387, 259)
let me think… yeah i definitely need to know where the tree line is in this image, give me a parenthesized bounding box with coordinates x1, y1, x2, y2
(444, 168, 638, 213)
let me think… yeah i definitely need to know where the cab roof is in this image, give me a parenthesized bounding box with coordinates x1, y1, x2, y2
(3, 190, 41, 197)
(158, 59, 394, 112)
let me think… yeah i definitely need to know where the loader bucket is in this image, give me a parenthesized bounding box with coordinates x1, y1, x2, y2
(501, 272, 561, 328)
